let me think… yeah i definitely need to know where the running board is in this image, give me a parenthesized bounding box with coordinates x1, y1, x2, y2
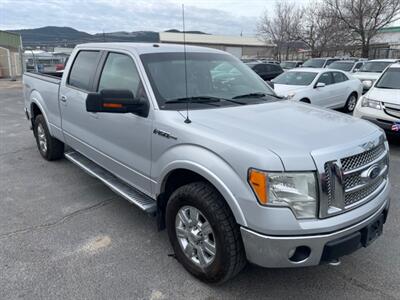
(64, 150, 156, 213)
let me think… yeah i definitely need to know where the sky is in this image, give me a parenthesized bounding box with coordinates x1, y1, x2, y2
(1, 0, 312, 36)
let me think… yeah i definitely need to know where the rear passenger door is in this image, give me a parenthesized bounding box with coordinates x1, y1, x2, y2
(59, 50, 102, 151)
(332, 71, 350, 107)
(313, 71, 338, 107)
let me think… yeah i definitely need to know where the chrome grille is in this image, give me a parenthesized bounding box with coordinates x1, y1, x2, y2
(345, 177, 384, 206)
(341, 143, 385, 172)
(321, 141, 388, 218)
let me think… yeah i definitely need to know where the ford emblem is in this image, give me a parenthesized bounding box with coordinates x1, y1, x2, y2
(361, 165, 381, 181)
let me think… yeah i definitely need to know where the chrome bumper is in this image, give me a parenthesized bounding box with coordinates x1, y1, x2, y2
(241, 196, 390, 268)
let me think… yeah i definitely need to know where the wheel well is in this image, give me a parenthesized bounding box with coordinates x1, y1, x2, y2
(349, 91, 358, 99)
(299, 98, 311, 103)
(31, 103, 42, 122)
(156, 169, 217, 230)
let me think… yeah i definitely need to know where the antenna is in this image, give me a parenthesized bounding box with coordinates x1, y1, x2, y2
(182, 4, 191, 124)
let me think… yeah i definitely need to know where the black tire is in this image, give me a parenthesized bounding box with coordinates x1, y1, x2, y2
(300, 98, 311, 103)
(344, 93, 358, 113)
(166, 182, 246, 284)
(34, 115, 64, 161)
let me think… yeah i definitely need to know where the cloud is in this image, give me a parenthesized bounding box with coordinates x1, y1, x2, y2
(1, 0, 257, 35)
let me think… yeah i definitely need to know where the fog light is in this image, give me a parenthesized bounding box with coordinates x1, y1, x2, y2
(288, 246, 311, 262)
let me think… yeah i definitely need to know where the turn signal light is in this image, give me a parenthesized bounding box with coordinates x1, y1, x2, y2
(248, 169, 268, 204)
(103, 103, 123, 108)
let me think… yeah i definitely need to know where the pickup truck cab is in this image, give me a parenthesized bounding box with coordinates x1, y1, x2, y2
(23, 43, 390, 283)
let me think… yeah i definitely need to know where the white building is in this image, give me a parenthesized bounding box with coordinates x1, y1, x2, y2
(159, 32, 274, 58)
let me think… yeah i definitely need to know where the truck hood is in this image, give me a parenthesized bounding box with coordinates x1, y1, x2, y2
(353, 72, 381, 81)
(189, 101, 379, 170)
(273, 84, 307, 97)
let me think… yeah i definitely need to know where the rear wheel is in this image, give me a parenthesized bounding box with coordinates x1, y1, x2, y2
(344, 93, 358, 113)
(166, 182, 246, 283)
(34, 115, 64, 161)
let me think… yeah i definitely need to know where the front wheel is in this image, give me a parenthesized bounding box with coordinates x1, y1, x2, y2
(344, 93, 358, 113)
(166, 182, 246, 283)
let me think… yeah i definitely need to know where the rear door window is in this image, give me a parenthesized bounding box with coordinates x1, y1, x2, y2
(68, 51, 100, 91)
(332, 72, 348, 83)
(317, 72, 334, 85)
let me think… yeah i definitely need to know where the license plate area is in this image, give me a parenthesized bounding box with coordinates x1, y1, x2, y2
(361, 214, 384, 247)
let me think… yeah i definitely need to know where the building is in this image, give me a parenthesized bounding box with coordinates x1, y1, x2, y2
(159, 32, 274, 58)
(0, 30, 23, 78)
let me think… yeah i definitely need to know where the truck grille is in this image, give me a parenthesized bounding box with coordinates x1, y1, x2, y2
(321, 141, 388, 218)
(341, 143, 385, 172)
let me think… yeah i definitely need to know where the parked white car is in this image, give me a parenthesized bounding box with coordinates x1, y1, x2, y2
(353, 59, 399, 92)
(327, 60, 365, 74)
(272, 68, 363, 112)
(354, 63, 400, 134)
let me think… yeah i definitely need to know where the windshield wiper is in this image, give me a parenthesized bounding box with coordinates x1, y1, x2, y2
(232, 92, 282, 100)
(165, 96, 246, 105)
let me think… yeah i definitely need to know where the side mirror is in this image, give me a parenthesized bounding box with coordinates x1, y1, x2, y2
(315, 82, 326, 88)
(362, 80, 373, 90)
(353, 68, 359, 73)
(86, 89, 148, 117)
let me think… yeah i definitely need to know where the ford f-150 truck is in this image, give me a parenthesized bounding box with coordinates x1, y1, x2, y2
(23, 43, 390, 283)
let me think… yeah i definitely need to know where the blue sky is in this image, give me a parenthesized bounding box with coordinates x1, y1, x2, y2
(1, 0, 311, 36)
(1, 0, 398, 36)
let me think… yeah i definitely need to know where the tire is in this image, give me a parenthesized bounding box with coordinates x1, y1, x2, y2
(166, 182, 246, 284)
(34, 115, 64, 161)
(344, 93, 358, 113)
(299, 98, 311, 103)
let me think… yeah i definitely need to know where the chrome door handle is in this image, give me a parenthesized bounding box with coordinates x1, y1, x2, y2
(60, 95, 67, 102)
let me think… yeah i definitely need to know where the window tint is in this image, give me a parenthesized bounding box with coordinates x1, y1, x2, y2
(354, 62, 363, 70)
(273, 71, 318, 86)
(325, 59, 339, 66)
(375, 68, 400, 89)
(271, 65, 282, 72)
(68, 51, 100, 91)
(332, 72, 348, 83)
(98, 52, 144, 98)
(317, 72, 334, 85)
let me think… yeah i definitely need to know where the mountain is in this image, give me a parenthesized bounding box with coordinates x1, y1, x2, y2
(9, 26, 160, 47)
(10, 26, 93, 46)
(165, 29, 208, 34)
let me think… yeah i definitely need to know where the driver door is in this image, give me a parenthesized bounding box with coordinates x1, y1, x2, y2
(313, 72, 339, 107)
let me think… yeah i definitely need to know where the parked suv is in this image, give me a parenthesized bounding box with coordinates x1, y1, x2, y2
(354, 63, 400, 133)
(246, 62, 284, 81)
(23, 43, 390, 283)
(302, 57, 341, 68)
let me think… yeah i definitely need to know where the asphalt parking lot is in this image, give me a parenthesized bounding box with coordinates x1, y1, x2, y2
(0, 79, 399, 300)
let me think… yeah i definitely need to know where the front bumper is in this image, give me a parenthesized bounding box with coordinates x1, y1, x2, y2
(241, 197, 389, 268)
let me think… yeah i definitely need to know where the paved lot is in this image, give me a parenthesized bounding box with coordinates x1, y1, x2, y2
(0, 80, 399, 300)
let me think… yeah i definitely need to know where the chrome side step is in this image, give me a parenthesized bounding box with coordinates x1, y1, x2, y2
(64, 150, 156, 213)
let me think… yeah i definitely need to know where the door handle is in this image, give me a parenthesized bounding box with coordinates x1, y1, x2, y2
(60, 95, 67, 102)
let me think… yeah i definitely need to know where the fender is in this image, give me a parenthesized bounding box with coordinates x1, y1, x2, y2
(30, 90, 52, 134)
(154, 144, 253, 227)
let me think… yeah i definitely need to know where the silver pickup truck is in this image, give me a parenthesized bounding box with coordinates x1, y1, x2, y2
(23, 43, 390, 283)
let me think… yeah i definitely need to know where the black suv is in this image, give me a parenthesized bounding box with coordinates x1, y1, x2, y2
(246, 63, 284, 81)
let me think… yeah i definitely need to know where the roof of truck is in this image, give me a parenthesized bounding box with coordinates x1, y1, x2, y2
(76, 42, 227, 55)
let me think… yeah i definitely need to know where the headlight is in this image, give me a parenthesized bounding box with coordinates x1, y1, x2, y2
(362, 80, 373, 89)
(248, 169, 317, 219)
(361, 97, 381, 110)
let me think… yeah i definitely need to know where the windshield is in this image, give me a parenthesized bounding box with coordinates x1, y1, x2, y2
(328, 62, 354, 71)
(302, 58, 325, 68)
(140, 52, 276, 110)
(375, 68, 400, 89)
(273, 71, 318, 86)
(280, 61, 296, 69)
(359, 61, 392, 73)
